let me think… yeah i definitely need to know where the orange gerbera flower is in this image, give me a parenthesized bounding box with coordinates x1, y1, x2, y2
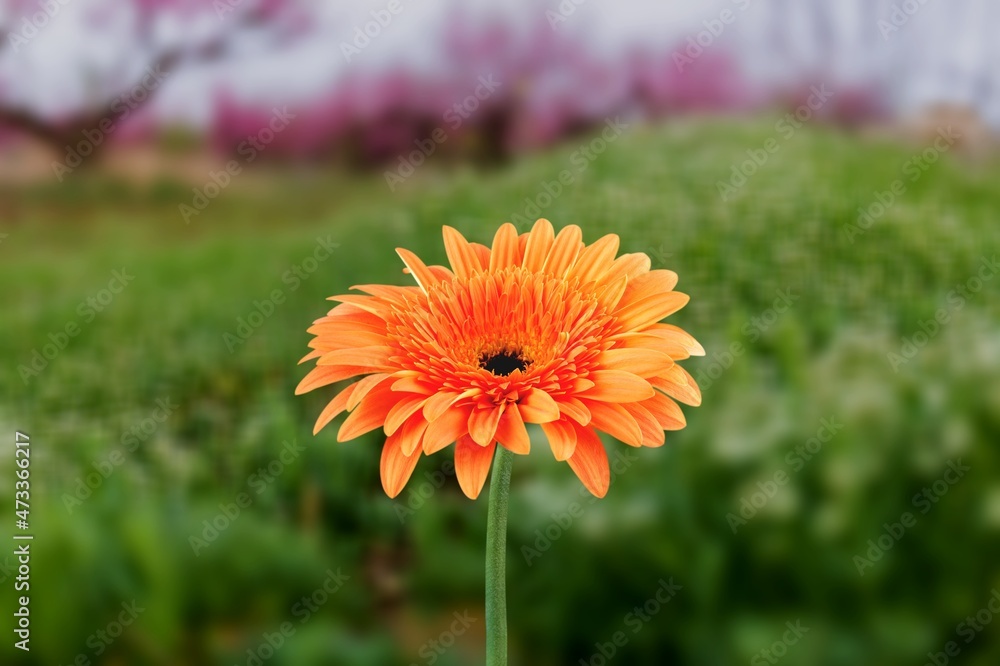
(296, 219, 702, 500)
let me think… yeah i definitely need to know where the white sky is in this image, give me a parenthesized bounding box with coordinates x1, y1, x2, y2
(2, 0, 998, 126)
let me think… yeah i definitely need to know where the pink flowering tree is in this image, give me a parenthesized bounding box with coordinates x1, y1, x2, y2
(0, 0, 312, 156)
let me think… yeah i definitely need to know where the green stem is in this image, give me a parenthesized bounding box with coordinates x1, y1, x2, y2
(485, 445, 514, 666)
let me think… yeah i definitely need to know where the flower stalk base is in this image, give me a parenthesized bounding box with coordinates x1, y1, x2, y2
(485, 446, 514, 666)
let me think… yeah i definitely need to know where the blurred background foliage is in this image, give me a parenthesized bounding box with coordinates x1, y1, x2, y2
(2, 117, 1000, 665)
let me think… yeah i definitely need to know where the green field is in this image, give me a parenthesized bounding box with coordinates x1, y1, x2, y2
(2, 118, 999, 665)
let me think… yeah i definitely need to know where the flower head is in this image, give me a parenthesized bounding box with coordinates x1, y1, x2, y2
(297, 219, 702, 499)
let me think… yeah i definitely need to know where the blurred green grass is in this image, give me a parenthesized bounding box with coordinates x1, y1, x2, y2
(1, 118, 999, 665)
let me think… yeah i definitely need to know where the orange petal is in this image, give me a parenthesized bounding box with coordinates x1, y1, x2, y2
(566, 424, 610, 498)
(384, 394, 428, 435)
(391, 374, 434, 394)
(612, 333, 692, 361)
(470, 242, 491, 269)
(296, 365, 367, 395)
(495, 403, 530, 454)
(398, 412, 429, 455)
(454, 436, 496, 499)
(427, 265, 454, 282)
(351, 283, 417, 303)
(620, 269, 678, 304)
(542, 224, 583, 276)
(380, 430, 422, 498)
(317, 346, 395, 370)
(557, 397, 592, 426)
(521, 218, 555, 272)
(298, 349, 323, 365)
(468, 403, 505, 446)
(309, 328, 387, 351)
(568, 233, 619, 284)
(623, 402, 665, 447)
(310, 310, 386, 333)
(337, 382, 398, 442)
(598, 252, 651, 287)
(614, 292, 690, 331)
(518, 388, 561, 423)
(595, 275, 628, 310)
(489, 223, 521, 270)
(584, 401, 643, 447)
(597, 349, 674, 377)
(641, 391, 687, 431)
(517, 231, 529, 255)
(313, 383, 357, 435)
(422, 391, 464, 422)
(346, 373, 392, 411)
(642, 324, 706, 356)
(650, 366, 702, 406)
(541, 419, 578, 461)
(580, 370, 655, 402)
(322, 301, 373, 317)
(422, 404, 473, 453)
(326, 293, 385, 315)
(396, 247, 441, 294)
(442, 226, 483, 279)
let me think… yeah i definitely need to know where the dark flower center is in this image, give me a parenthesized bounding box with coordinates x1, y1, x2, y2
(480, 350, 527, 376)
